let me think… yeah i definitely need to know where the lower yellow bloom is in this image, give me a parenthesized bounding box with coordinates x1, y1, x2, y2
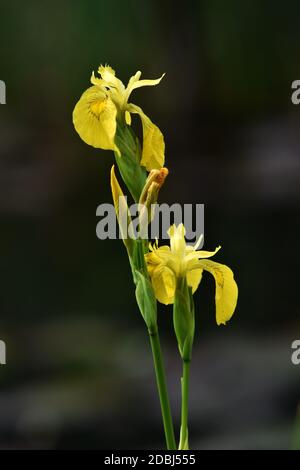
(145, 224, 238, 325)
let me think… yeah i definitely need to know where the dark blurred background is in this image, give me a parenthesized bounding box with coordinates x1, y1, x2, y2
(0, 0, 300, 450)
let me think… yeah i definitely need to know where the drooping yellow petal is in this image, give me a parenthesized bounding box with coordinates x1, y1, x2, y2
(127, 103, 165, 171)
(73, 86, 120, 154)
(198, 259, 238, 325)
(145, 245, 171, 273)
(150, 265, 176, 305)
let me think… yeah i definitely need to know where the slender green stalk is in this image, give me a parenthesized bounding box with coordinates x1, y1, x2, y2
(149, 331, 176, 450)
(179, 360, 190, 450)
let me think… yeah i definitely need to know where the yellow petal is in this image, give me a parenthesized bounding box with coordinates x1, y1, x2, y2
(127, 103, 165, 171)
(145, 245, 171, 271)
(185, 245, 221, 262)
(150, 265, 176, 305)
(197, 246, 221, 258)
(186, 267, 203, 294)
(126, 73, 165, 99)
(145, 251, 160, 276)
(90, 71, 106, 87)
(199, 259, 238, 325)
(99, 64, 116, 77)
(125, 110, 131, 125)
(125, 71, 142, 95)
(130, 74, 165, 90)
(110, 166, 134, 252)
(168, 224, 186, 254)
(192, 233, 204, 250)
(73, 86, 120, 154)
(98, 64, 125, 91)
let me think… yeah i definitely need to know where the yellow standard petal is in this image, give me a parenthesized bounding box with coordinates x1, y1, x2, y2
(168, 223, 186, 254)
(127, 103, 165, 171)
(73, 86, 120, 154)
(198, 259, 238, 325)
(125, 72, 165, 101)
(185, 245, 221, 262)
(98, 64, 125, 92)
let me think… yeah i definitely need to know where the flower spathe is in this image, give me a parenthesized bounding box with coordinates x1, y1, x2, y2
(73, 65, 165, 171)
(145, 224, 238, 325)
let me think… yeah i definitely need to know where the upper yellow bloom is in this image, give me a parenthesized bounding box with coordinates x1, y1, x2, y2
(73, 65, 165, 171)
(145, 224, 238, 325)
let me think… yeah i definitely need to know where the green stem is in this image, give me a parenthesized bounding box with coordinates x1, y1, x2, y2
(149, 331, 176, 450)
(179, 360, 190, 450)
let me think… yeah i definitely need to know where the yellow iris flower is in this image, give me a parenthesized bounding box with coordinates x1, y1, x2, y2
(73, 65, 165, 171)
(145, 224, 238, 325)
